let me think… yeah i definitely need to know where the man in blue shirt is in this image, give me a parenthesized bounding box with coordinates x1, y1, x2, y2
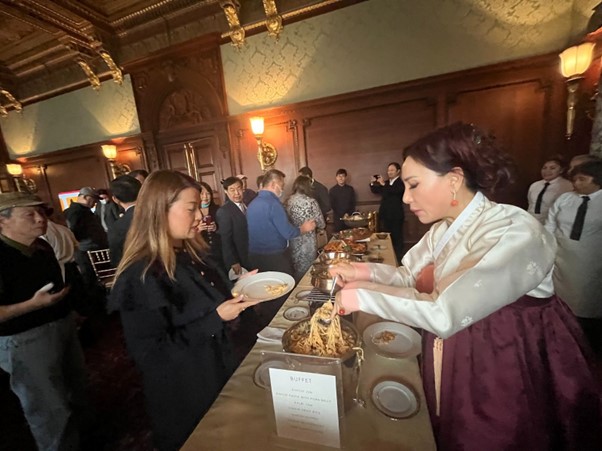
(247, 169, 316, 276)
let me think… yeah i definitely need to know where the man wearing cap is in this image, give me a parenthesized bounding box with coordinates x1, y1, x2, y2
(64, 187, 108, 287)
(236, 174, 257, 205)
(0, 192, 87, 450)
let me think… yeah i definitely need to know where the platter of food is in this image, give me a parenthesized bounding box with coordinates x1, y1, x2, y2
(342, 212, 369, 228)
(323, 240, 367, 255)
(363, 322, 421, 359)
(339, 227, 372, 242)
(232, 271, 295, 302)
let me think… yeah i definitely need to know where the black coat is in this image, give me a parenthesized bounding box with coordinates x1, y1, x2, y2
(215, 201, 250, 270)
(95, 200, 122, 232)
(109, 253, 235, 451)
(370, 177, 405, 228)
(108, 206, 135, 267)
(64, 202, 108, 251)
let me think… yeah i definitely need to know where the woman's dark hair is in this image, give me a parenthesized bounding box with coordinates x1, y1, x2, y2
(292, 175, 313, 196)
(388, 162, 401, 171)
(198, 181, 216, 206)
(570, 160, 602, 186)
(128, 169, 149, 180)
(403, 122, 515, 194)
(542, 155, 568, 176)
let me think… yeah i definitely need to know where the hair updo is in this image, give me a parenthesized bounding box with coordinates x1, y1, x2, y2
(403, 122, 516, 194)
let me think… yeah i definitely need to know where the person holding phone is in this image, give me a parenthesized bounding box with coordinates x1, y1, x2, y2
(370, 162, 405, 260)
(0, 192, 88, 451)
(197, 181, 224, 271)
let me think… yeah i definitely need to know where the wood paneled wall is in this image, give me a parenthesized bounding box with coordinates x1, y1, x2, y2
(229, 53, 595, 247)
(18, 136, 145, 222)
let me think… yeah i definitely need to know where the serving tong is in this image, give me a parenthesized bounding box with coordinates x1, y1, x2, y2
(318, 274, 338, 326)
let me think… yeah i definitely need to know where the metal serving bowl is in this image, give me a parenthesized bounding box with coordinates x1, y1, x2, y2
(342, 213, 369, 228)
(311, 272, 342, 294)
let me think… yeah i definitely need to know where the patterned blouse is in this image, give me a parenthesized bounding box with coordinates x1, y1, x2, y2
(285, 193, 325, 280)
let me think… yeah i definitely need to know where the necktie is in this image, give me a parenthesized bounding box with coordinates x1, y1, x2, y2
(239, 203, 246, 215)
(570, 196, 590, 241)
(534, 182, 550, 214)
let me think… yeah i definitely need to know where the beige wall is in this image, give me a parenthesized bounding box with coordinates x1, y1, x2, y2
(222, 0, 598, 115)
(1, 75, 140, 158)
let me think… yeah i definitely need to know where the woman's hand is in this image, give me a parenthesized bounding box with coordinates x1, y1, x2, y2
(238, 269, 258, 280)
(206, 222, 217, 232)
(216, 295, 260, 321)
(197, 222, 210, 232)
(328, 262, 357, 286)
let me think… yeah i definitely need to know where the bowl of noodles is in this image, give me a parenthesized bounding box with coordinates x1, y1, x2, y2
(282, 302, 360, 358)
(282, 303, 364, 411)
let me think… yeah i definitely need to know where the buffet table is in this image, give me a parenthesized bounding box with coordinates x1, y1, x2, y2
(182, 233, 435, 451)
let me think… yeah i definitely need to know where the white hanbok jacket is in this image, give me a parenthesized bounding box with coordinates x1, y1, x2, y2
(340, 193, 556, 339)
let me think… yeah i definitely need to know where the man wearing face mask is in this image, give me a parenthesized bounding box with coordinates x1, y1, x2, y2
(94, 189, 122, 233)
(247, 169, 316, 325)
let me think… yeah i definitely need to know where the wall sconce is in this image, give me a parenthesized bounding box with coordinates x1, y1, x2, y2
(102, 144, 131, 179)
(6, 163, 37, 193)
(559, 42, 595, 139)
(249, 117, 277, 171)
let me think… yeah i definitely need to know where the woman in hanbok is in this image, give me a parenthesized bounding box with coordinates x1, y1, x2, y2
(329, 123, 601, 450)
(285, 176, 325, 281)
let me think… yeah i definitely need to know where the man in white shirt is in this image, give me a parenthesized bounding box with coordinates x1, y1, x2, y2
(527, 156, 573, 223)
(545, 160, 602, 353)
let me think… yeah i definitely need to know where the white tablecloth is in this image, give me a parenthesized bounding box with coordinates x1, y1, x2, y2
(182, 234, 435, 451)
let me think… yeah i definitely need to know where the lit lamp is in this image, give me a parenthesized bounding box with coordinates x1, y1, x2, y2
(6, 162, 36, 193)
(102, 144, 130, 179)
(559, 42, 595, 139)
(249, 116, 277, 171)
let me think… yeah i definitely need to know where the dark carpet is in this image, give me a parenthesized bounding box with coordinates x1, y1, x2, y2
(0, 314, 153, 451)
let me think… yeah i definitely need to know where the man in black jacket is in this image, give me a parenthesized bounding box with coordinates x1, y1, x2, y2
(299, 166, 331, 218)
(216, 176, 250, 278)
(108, 175, 141, 267)
(0, 192, 87, 451)
(95, 189, 121, 232)
(370, 162, 405, 261)
(64, 187, 108, 286)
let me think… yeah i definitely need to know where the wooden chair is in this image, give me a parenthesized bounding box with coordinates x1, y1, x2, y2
(87, 249, 117, 289)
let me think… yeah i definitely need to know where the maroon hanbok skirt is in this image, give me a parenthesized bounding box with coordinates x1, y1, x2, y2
(422, 295, 602, 450)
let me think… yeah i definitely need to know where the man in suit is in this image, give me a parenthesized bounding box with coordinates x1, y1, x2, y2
(108, 175, 141, 267)
(370, 162, 405, 261)
(95, 189, 122, 232)
(216, 176, 250, 278)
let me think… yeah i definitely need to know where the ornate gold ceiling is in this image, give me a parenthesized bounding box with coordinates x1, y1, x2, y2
(0, 0, 363, 105)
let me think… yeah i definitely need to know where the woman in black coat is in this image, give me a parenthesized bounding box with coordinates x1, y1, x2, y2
(109, 170, 258, 451)
(370, 162, 405, 260)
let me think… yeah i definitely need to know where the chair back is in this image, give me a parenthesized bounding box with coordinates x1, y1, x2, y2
(87, 249, 116, 288)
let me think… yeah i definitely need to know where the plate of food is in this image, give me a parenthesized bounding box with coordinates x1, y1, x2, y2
(232, 271, 295, 302)
(363, 322, 421, 358)
(371, 379, 419, 419)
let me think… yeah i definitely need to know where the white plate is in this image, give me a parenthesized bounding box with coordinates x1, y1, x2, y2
(253, 360, 289, 389)
(371, 380, 418, 419)
(283, 306, 310, 321)
(363, 322, 421, 358)
(232, 271, 295, 302)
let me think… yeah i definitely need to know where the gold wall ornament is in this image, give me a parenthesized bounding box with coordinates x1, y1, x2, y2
(263, 0, 283, 39)
(77, 58, 101, 91)
(220, 1, 245, 48)
(0, 104, 7, 118)
(0, 90, 22, 113)
(99, 50, 123, 85)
